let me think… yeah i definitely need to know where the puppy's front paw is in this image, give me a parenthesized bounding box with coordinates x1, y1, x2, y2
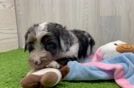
(46, 61, 60, 69)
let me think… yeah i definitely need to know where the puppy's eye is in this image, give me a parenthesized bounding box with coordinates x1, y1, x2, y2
(45, 42, 57, 55)
(41, 35, 52, 44)
(45, 42, 57, 51)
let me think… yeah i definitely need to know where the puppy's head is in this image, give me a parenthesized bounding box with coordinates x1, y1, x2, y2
(25, 22, 65, 68)
(24, 22, 63, 55)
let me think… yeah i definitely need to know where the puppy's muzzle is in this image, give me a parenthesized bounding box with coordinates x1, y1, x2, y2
(29, 50, 52, 69)
(29, 50, 60, 70)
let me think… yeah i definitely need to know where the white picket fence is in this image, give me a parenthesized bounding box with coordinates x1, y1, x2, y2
(0, 0, 134, 52)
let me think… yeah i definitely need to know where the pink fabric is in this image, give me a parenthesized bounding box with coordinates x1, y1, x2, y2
(82, 62, 134, 88)
(90, 49, 104, 62)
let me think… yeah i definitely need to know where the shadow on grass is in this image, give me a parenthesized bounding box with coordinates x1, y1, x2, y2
(62, 80, 115, 83)
(54, 80, 120, 88)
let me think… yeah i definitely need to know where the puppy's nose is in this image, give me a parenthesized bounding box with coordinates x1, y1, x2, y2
(34, 60, 41, 65)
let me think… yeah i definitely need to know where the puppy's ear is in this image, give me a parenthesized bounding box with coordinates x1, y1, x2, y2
(24, 43, 27, 52)
(89, 38, 95, 54)
(24, 31, 29, 52)
(90, 38, 95, 46)
(24, 24, 39, 51)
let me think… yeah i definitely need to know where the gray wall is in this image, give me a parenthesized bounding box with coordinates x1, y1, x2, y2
(0, 0, 18, 52)
(15, 0, 134, 49)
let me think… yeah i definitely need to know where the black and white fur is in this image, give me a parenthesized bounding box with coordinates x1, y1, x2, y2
(25, 22, 95, 68)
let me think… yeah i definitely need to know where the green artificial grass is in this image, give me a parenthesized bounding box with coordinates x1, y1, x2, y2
(0, 49, 120, 88)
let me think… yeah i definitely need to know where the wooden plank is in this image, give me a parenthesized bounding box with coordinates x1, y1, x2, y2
(128, 0, 134, 43)
(0, 33, 17, 40)
(98, 16, 121, 45)
(0, 0, 18, 52)
(0, 38, 18, 52)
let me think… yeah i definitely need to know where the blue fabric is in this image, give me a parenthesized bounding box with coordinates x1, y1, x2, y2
(64, 53, 134, 86)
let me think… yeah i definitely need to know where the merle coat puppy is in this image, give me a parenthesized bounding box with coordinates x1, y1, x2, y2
(25, 22, 95, 70)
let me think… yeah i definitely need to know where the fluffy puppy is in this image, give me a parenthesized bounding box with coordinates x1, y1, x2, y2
(25, 22, 95, 69)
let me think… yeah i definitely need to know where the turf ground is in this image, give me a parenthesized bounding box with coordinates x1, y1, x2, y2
(0, 49, 119, 88)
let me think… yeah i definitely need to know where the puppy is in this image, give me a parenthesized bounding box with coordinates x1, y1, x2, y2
(25, 22, 95, 70)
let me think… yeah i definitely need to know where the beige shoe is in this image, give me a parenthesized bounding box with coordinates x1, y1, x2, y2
(116, 44, 134, 53)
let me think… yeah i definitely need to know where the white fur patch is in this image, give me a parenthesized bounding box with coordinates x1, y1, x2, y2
(39, 22, 48, 31)
(60, 38, 67, 51)
(46, 61, 60, 68)
(61, 43, 79, 57)
(59, 32, 79, 58)
(35, 22, 49, 42)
